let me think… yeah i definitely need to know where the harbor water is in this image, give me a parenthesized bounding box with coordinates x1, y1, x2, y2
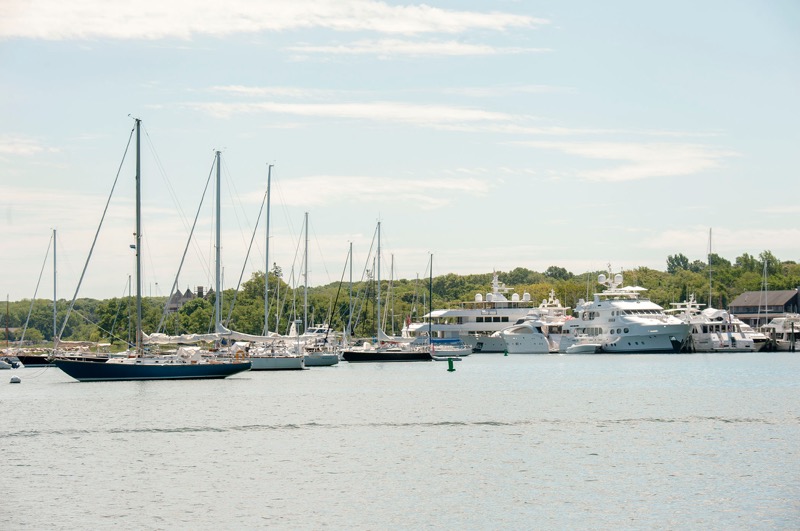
(2, 352, 799, 530)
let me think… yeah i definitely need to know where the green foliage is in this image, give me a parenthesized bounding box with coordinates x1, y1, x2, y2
(7, 250, 800, 340)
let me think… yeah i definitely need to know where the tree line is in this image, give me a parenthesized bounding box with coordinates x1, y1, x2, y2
(3, 250, 798, 346)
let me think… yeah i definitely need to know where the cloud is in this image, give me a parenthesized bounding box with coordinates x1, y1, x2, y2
(0, 136, 46, 156)
(644, 226, 800, 259)
(272, 175, 492, 209)
(187, 100, 513, 127)
(2, 1, 547, 40)
(520, 141, 738, 182)
(287, 39, 552, 57)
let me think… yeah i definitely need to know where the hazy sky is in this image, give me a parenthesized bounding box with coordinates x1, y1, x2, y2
(2, 0, 799, 301)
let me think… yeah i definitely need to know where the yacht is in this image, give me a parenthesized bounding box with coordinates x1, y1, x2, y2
(668, 295, 756, 352)
(500, 290, 571, 354)
(406, 272, 538, 353)
(560, 271, 689, 353)
(761, 314, 800, 351)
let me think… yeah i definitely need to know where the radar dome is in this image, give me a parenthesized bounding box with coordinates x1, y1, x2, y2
(522, 293, 530, 301)
(598, 274, 607, 284)
(511, 293, 520, 302)
(614, 273, 623, 284)
(475, 293, 483, 302)
(486, 293, 493, 302)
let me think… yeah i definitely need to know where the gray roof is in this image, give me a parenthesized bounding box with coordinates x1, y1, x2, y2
(729, 289, 798, 307)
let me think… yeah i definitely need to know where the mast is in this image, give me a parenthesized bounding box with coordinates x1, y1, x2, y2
(376, 221, 381, 343)
(304, 211, 309, 332)
(134, 118, 143, 354)
(264, 164, 272, 335)
(429, 253, 433, 342)
(214, 150, 221, 333)
(53, 228, 57, 343)
(708, 227, 712, 306)
(347, 241, 353, 338)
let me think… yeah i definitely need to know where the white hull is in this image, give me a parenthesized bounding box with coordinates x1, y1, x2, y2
(565, 343, 601, 354)
(250, 356, 305, 370)
(560, 326, 687, 354)
(303, 353, 339, 366)
(502, 334, 550, 354)
(465, 335, 507, 353)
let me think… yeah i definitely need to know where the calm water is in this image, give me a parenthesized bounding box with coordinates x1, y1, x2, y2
(2, 353, 799, 530)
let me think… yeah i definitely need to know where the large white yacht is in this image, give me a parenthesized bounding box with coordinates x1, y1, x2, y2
(499, 290, 571, 354)
(761, 314, 800, 351)
(406, 272, 538, 352)
(560, 271, 689, 353)
(667, 295, 756, 352)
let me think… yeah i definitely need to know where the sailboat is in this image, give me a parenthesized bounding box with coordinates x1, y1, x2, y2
(54, 120, 251, 381)
(340, 222, 432, 362)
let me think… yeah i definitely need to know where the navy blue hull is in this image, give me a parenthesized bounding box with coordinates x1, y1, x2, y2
(341, 350, 432, 362)
(54, 359, 251, 381)
(16, 354, 56, 367)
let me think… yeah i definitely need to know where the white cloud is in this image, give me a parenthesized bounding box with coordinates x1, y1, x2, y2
(2, 1, 547, 40)
(0, 136, 46, 156)
(187, 100, 513, 127)
(287, 39, 551, 57)
(644, 226, 800, 260)
(521, 141, 738, 182)
(272, 175, 492, 209)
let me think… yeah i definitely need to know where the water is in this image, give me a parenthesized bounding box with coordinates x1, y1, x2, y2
(2, 353, 799, 530)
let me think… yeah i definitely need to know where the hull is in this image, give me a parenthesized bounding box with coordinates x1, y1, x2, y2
(54, 358, 251, 381)
(467, 335, 507, 353)
(502, 335, 550, 354)
(15, 354, 56, 367)
(341, 350, 432, 362)
(250, 356, 305, 370)
(303, 353, 339, 366)
(565, 343, 602, 354)
(561, 332, 685, 354)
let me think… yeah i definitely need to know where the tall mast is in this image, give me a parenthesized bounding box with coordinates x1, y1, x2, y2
(52, 228, 57, 342)
(134, 118, 142, 354)
(376, 221, 381, 342)
(347, 241, 353, 338)
(264, 164, 272, 335)
(708, 227, 712, 306)
(214, 150, 221, 332)
(304, 211, 309, 332)
(429, 254, 433, 341)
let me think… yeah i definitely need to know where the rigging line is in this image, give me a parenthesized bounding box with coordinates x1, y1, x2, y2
(20, 232, 53, 342)
(221, 159, 259, 275)
(142, 126, 192, 235)
(156, 157, 216, 333)
(58, 125, 135, 341)
(109, 276, 132, 341)
(70, 307, 131, 347)
(309, 220, 333, 285)
(226, 187, 268, 327)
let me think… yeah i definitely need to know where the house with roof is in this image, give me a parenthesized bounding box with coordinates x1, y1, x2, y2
(166, 286, 212, 313)
(728, 289, 799, 327)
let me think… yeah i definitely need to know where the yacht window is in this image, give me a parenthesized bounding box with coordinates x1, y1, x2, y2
(476, 317, 484, 323)
(623, 328, 629, 333)
(502, 317, 509, 322)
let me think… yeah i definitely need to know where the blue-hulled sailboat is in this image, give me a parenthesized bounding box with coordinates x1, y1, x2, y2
(55, 119, 250, 381)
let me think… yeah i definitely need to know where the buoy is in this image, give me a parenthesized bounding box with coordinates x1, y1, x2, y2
(447, 358, 455, 372)
(10, 375, 21, 384)
(504, 349, 508, 356)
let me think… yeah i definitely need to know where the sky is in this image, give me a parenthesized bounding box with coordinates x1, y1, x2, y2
(2, 0, 799, 302)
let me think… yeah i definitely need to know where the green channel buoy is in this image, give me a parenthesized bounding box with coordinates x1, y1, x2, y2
(447, 357, 455, 372)
(504, 349, 508, 356)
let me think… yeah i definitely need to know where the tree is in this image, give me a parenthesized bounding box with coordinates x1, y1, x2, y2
(666, 253, 690, 274)
(544, 266, 572, 281)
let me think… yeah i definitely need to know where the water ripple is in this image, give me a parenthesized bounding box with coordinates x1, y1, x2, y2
(2, 415, 797, 439)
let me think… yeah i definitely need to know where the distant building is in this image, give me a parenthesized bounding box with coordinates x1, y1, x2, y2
(166, 286, 211, 312)
(729, 289, 799, 327)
